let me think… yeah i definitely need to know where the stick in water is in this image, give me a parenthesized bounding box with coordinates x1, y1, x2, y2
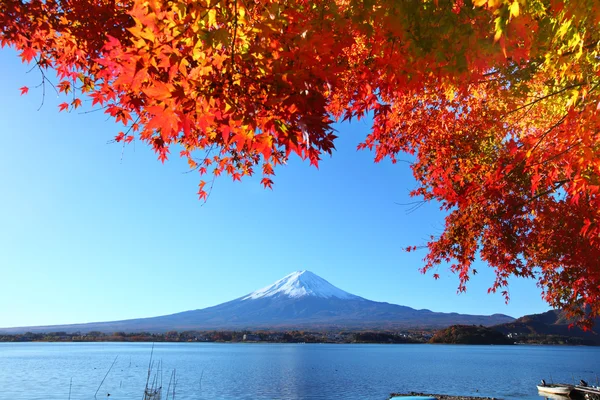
(95, 356, 119, 398)
(145, 343, 155, 393)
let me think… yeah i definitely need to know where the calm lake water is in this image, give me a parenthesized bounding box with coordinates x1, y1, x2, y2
(0, 342, 598, 400)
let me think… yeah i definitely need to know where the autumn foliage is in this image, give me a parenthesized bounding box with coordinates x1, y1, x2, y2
(2, 0, 600, 326)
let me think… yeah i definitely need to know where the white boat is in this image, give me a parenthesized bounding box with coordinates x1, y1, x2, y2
(537, 384, 573, 396)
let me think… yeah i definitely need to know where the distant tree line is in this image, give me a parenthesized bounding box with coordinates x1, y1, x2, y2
(430, 325, 515, 345)
(2, 326, 596, 345)
(430, 325, 600, 346)
(0, 330, 429, 344)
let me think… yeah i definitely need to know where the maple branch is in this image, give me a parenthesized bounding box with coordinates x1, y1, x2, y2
(528, 140, 581, 168)
(482, 69, 501, 77)
(230, 0, 238, 72)
(527, 81, 600, 157)
(505, 82, 584, 116)
(78, 104, 109, 114)
(106, 116, 140, 146)
(183, 145, 216, 174)
(36, 74, 46, 112)
(200, 175, 217, 205)
(25, 62, 38, 74)
(395, 198, 429, 214)
(407, 201, 427, 214)
(32, 57, 58, 111)
(527, 113, 569, 156)
(528, 179, 569, 203)
(556, 39, 600, 58)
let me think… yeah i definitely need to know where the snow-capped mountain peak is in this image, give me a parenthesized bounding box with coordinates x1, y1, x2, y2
(242, 270, 360, 300)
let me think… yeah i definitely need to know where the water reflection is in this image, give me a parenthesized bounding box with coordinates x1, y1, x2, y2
(0, 343, 598, 400)
(538, 392, 570, 400)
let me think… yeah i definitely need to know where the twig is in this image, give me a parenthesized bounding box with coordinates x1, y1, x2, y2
(142, 343, 161, 400)
(94, 356, 118, 398)
(527, 113, 569, 157)
(200, 175, 217, 205)
(32, 56, 59, 111)
(173, 369, 177, 400)
(231, 0, 238, 71)
(166, 369, 174, 400)
(78, 104, 109, 114)
(145, 343, 155, 393)
(504, 83, 583, 116)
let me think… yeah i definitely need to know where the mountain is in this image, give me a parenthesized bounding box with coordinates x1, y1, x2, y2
(0, 270, 514, 333)
(493, 309, 600, 345)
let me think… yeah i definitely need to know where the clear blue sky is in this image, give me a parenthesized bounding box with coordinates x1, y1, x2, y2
(0, 48, 550, 328)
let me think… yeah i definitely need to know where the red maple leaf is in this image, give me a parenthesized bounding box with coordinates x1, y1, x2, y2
(261, 177, 274, 189)
(20, 47, 36, 63)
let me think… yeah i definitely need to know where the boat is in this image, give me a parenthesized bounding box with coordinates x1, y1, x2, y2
(537, 384, 573, 396)
(573, 384, 600, 400)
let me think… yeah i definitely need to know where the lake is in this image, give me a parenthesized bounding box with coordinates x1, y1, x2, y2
(0, 343, 598, 399)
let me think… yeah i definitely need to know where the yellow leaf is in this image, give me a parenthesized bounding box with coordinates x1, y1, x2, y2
(208, 9, 217, 27)
(174, 1, 186, 19)
(127, 23, 143, 38)
(192, 47, 203, 61)
(494, 28, 503, 42)
(509, 1, 519, 19)
(444, 85, 456, 101)
(139, 28, 155, 42)
(557, 20, 572, 39)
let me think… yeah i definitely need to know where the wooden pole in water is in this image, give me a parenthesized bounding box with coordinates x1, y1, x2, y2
(144, 343, 155, 398)
(173, 369, 177, 400)
(68, 377, 72, 400)
(165, 370, 172, 400)
(95, 356, 118, 399)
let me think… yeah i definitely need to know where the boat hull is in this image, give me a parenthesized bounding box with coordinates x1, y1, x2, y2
(537, 385, 573, 396)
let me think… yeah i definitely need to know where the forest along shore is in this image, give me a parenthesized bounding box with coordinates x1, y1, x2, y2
(0, 325, 598, 345)
(0, 330, 431, 344)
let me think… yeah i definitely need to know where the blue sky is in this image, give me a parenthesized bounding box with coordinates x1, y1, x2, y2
(0, 48, 550, 328)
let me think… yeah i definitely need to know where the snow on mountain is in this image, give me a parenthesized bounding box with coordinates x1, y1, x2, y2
(0, 270, 516, 333)
(242, 270, 361, 300)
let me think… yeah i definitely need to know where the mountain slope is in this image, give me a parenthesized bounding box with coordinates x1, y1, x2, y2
(0, 270, 514, 333)
(493, 309, 600, 345)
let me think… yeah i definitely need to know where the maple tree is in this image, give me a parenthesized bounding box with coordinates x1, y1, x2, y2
(2, 0, 600, 326)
